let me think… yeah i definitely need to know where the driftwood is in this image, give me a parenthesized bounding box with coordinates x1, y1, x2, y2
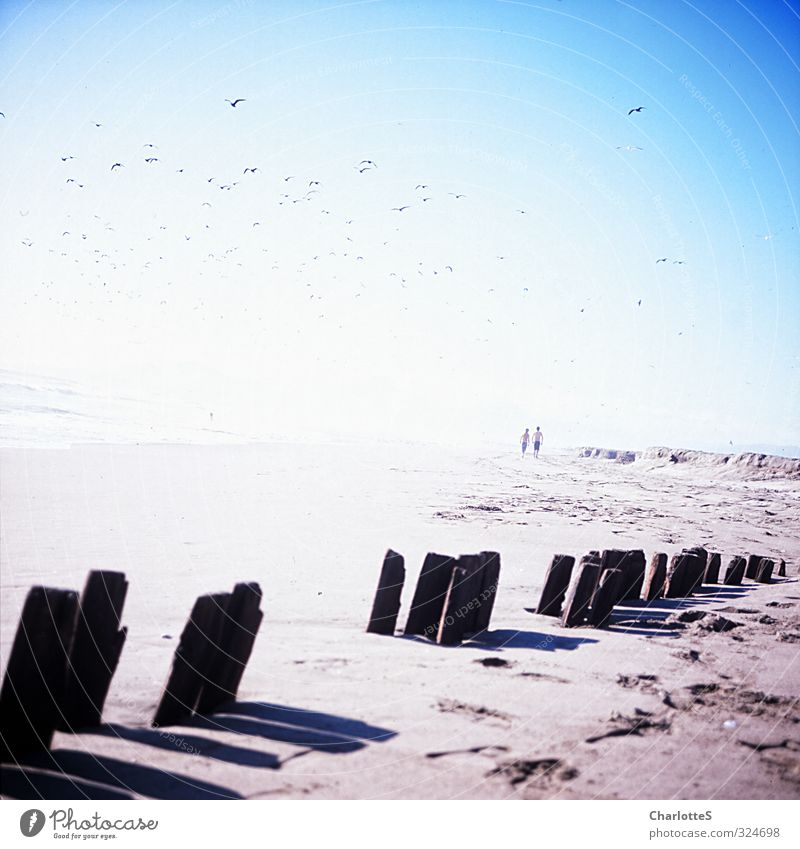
(366, 549, 406, 635)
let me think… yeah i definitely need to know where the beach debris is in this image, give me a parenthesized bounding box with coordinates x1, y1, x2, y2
(59, 570, 128, 731)
(723, 719, 738, 729)
(642, 552, 667, 600)
(153, 582, 263, 727)
(0, 586, 79, 761)
(489, 757, 579, 786)
(426, 744, 509, 759)
(366, 549, 405, 635)
(560, 555, 601, 627)
(723, 555, 746, 585)
(535, 554, 575, 617)
(704, 552, 722, 583)
(437, 698, 512, 723)
(586, 710, 671, 743)
(474, 657, 513, 667)
(668, 611, 741, 633)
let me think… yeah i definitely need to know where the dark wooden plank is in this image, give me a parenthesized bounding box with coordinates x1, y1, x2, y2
(196, 583, 264, 714)
(745, 553, 768, 580)
(778, 559, 786, 577)
(561, 560, 600, 628)
(0, 587, 79, 760)
(59, 570, 128, 731)
(588, 568, 622, 628)
(366, 549, 406, 635)
(471, 551, 501, 633)
(535, 554, 575, 617)
(152, 592, 230, 728)
(642, 552, 667, 601)
(665, 553, 690, 598)
(723, 556, 746, 586)
(704, 552, 721, 584)
(755, 558, 774, 584)
(682, 551, 705, 595)
(404, 552, 456, 637)
(436, 566, 467, 645)
(619, 550, 646, 601)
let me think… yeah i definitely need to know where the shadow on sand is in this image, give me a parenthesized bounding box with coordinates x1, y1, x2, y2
(401, 629, 598, 652)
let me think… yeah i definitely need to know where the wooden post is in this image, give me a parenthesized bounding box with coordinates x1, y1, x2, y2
(665, 553, 691, 598)
(704, 553, 721, 584)
(196, 583, 264, 715)
(366, 550, 405, 635)
(404, 553, 456, 638)
(755, 558, 774, 584)
(723, 556, 746, 586)
(642, 553, 667, 600)
(745, 553, 768, 580)
(436, 566, 468, 645)
(59, 571, 128, 731)
(561, 559, 600, 628)
(588, 568, 622, 628)
(535, 554, 575, 617)
(0, 587, 79, 761)
(682, 551, 705, 595)
(471, 551, 501, 633)
(778, 559, 786, 578)
(619, 550, 646, 601)
(152, 592, 231, 727)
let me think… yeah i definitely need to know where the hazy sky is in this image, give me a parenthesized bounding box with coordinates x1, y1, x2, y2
(2, 0, 799, 450)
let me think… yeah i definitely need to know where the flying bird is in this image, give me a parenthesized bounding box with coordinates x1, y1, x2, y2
(359, 160, 376, 167)
(616, 145, 643, 151)
(448, 193, 466, 198)
(415, 184, 428, 189)
(243, 167, 258, 174)
(143, 143, 158, 148)
(61, 155, 75, 161)
(628, 106, 645, 115)
(145, 157, 159, 163)
(391, 206, 410, 212)
(225, 98, 246, 107)
(656, 257, 668, 263)
(110, 163, 123, 170)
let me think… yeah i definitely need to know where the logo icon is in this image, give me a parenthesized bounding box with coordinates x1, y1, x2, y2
(20, 810, 46, 837)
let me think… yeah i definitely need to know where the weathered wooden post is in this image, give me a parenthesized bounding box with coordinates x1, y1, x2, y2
(404, 553, 456, 638)
(665, 553, 691, 598)
(704, 552, 721, 584)
(535, 554, 575, 617)
(436, 565, 470, 645)
(561, 556, 601, 628)
(755, 558, 774, 584)
(153, 591, 231, 727)
(588, 568, 622, 628)
(778, 559, 786, 577)
(642, 552, 667, 601)
(619, 550, 646, 601)
(366, 549, 406, 635)
(196, 582, 264, 715)
(59, 570, 128, 731)
(600, 549, 627, 602)
(723, 556, 746, 586)
(745, 553, 768, 580)
(0, 587, 79, 761)
(471, 551, 502, 633)
(681, 548, 706, 595)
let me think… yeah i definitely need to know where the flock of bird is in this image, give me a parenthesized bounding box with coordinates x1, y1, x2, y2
(10, 99, 695, 326)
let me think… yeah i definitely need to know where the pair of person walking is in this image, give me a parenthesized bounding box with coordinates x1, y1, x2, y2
(520, 427, 543, 458)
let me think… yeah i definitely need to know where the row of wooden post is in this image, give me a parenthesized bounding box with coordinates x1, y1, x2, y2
(0, 572, 263, 762)
(536, 547, 787, 629)
(366, 549, 501, 644)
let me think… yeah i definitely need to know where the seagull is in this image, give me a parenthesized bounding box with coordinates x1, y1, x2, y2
(445, 266, 453, 272)
(145, 157, 159, 163)
(637, 299, 642, 306)
(359, 160, 376, 167)
(111, 163, 123, 170)
(628, 106, 645, 115)
(61, 155, 76, 161)
(358, 166, 373, 173)
(309, 180, 320, 186)
(391, 206, 410, 212)
(0, 112, 4, 118)
(616, 145, 643, 151)
(143, 143, 158, 148)
(448, 193, 466, 198)
(283, 175, 294, 181)
(656, 257, 668, 263)
(673, 260, 686, 265)
(225, 98, 246, 107)
(243, 167, 258, 174)
(415, 184, 428, 189)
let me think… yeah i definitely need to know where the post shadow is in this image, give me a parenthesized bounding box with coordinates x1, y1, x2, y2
(186, 701, 397, 754)
(464, 629, 599, 652)
(87, 723, 281, 769)
(0, 763, 134, 800)
(11, 749, 242, 800)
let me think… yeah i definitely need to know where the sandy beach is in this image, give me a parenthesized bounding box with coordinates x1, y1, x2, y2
(1, 441, 798, 800)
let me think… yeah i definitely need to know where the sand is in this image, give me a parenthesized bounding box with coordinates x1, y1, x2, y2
(1, 442, 798, 800)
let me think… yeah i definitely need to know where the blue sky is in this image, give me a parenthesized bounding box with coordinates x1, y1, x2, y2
(1, 0, 798, 450)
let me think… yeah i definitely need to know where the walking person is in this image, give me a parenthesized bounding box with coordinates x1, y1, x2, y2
(533, 426, 543, 458)
(520, 427, 531, 458)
